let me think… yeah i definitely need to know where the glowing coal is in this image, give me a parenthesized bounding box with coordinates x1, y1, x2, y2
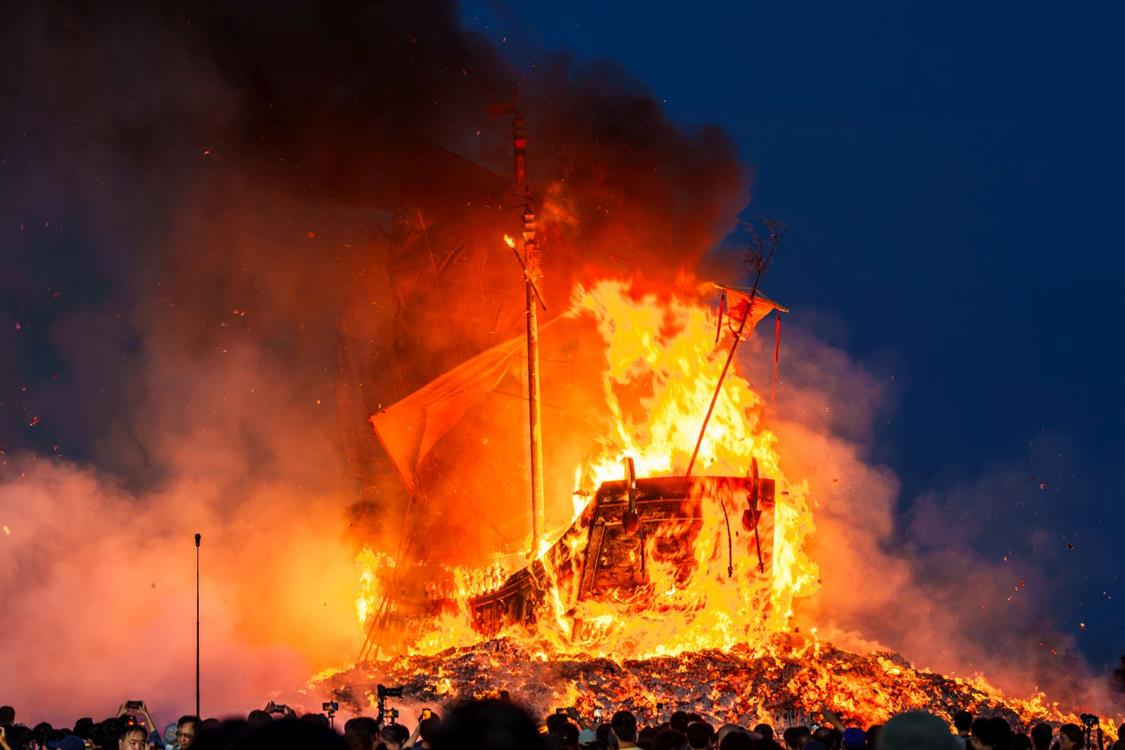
(315, 635, 1097, 731)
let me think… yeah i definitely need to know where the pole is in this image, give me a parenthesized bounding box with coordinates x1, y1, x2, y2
(685, 301, 753, 477)
(194, 533, 201, 718)
(513, 94, 546, 556)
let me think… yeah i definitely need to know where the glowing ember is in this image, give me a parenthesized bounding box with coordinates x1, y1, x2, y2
(315, 635, 1114, 733)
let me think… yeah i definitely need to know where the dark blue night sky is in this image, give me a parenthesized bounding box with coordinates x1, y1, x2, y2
(461, 1, 1125, 667)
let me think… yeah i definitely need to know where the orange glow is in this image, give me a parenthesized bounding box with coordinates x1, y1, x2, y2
(315, 632, 1119, 731)
(338, 275, 1122, 731)
(354, 276, 819, 659)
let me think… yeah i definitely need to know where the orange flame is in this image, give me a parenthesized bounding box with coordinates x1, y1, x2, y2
(354, 276, 820, 659)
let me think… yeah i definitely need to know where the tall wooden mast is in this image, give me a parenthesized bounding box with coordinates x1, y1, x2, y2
(513, 92, 546, 557)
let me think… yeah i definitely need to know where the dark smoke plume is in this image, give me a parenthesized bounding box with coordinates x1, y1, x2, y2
(0, 0, 747, 722)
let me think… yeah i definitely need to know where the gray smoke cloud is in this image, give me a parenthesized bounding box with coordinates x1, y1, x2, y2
(0, 0, 747, 724)
(738, 317, 1122, 714)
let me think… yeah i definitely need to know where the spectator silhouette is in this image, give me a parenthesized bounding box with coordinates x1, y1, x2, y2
(344, 717, 379, 750)
(782, 726, 810, 750)
(612, 711, 639, 749)
(881, 711, 956, 750)
(686, 722, 714, 750)
(654, 729, 687, 750)
(718, 731, 758, 750)
(990, 717, 1012, 750)
(430, 699, 542, 750)
(1057, 724, 1084, 750)
(379, 724, 409, 750)
(229, 719, 346, 750)
(1030, 724, 1052, 750)
(970, 718, 1000, 750)
(811, 727, 840, 750)
(954, 712, 973, 749)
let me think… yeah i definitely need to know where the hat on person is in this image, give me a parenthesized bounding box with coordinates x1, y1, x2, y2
(578, 728, 598, 746)
(48, 736, 86, 750)
(843, 727, 866, 749)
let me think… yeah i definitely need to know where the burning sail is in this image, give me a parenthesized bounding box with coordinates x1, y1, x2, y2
(357, 278, 818, 660)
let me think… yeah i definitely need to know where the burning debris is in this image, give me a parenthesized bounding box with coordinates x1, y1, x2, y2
(354, 277, 814, 659)
(316, 634, 1084, 731)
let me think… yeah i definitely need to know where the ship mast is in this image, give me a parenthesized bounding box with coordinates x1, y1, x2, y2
(513, 92, 546, 557)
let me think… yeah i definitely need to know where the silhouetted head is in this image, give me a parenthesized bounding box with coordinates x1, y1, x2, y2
(717, 731, 758, 750)
(379, 724, 410, 750)
(686, 721, 715, 750)
(430, 699, 542, 750)
(654, 729, 687, 750)
(990, 717, 1012, 746)
(237, 719, 346, 750)
(344, 716, 379, 750)
(782, 726, 810, 750)
(971, 718, 1001, 750)
(1030, 724, 1052, 750)
(418, 717, 441, 747)
(613, 711, 638, 744)
(880, 711, 955, 750)
(192, 718, 249, 750)
(1058, 724, 1084, 750)
(812, 727, 839, 750)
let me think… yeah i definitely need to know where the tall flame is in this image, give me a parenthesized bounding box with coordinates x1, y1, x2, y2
(355, 277, 819, 658)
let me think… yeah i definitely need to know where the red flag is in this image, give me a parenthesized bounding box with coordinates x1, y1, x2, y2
(370, 318, 564, 491)
(370, 340, 522, 492)
(711, 283, 787, 334)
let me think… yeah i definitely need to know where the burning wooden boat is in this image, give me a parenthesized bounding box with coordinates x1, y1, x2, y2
(352, 100, 788, 659)
(468, 469, 776, 636)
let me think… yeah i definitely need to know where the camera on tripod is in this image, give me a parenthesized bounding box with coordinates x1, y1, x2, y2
(376, 684, 407, 726)
(1079, 714, 1104, 750)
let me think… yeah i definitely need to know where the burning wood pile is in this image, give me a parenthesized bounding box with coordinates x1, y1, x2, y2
(317, 633, 1067, 730)
(339, 263, 1108, 733)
